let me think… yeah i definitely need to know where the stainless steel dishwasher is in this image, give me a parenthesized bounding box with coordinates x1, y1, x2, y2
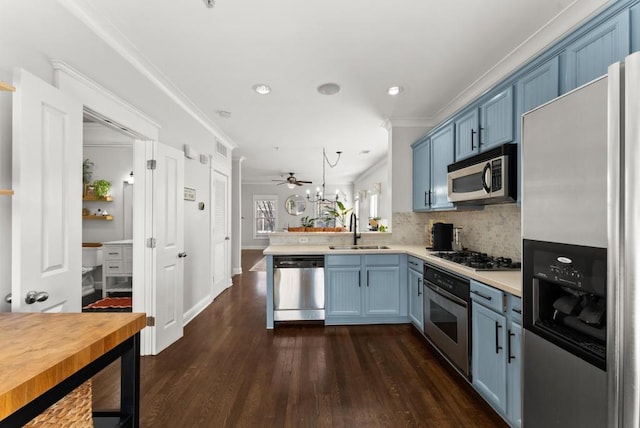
(273, 255, 325, 321)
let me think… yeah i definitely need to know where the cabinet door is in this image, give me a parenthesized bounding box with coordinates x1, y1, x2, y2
(430, 124, 455, 210)
(326, 267, 362, 317)
(480, 86, 514, 150)
(517, 57, 560, 117)
(412, 139, 431, 211)
(507, 321, 522, 428)
(564, 10, 629, 91)
(364, 266, 401, 316)
(408, 268, 423, 330)
(455, 109, 479, 161)
(472, 302, 507, 413)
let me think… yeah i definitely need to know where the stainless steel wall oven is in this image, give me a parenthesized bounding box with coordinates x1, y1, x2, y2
(423, 264, 471, 378)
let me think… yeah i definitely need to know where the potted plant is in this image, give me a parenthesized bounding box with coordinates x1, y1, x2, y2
(93, 179, 111, 199)
(301, 215, 322, 232)
(326, 201, 352, 231)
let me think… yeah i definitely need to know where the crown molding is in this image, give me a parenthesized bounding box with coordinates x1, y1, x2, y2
(433, 0, 611, 124)
(57, 0, 238, 149)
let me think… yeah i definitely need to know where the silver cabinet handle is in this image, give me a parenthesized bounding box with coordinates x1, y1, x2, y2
(25, 291, 49, 304)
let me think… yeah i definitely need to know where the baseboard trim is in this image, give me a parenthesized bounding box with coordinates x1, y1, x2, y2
(232, 267, 242, 275)
(183, 295, 214, 326)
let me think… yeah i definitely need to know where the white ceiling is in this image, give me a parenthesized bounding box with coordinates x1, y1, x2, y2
(1, 0, 611, 185)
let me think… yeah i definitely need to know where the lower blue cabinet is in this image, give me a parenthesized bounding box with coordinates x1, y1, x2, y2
(407, 257, 424, 331)
(471, 280, 522, 427)
(325, 254, 406, 324)
(472, 301, 508, 413)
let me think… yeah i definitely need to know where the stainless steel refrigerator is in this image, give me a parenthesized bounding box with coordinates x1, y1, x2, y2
(521, 52, 640, 427)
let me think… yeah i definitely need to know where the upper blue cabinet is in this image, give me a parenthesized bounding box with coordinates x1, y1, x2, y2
(516, 57, 560, 118)
(564, 9, 630, 91)
(454, 109, 478, 161)
(412, 137, 431, 211)
(454, 86, 514, 162)
(429, 124, 455, 210)
(411, 124, 454, 212)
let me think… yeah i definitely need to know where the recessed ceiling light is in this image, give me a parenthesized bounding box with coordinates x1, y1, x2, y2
(388, 86, 404, 96)
(317, 82, 341, 95)
(253, 84, 271, 95)
(217, 110, 232, 118)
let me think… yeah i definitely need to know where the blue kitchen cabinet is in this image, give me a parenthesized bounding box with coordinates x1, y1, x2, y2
(325, 254, 406, 324)
(453, 86, 513, 161)
(455, 109, 479, 161)
(632, 2, 640, 54)
(326, 266, 362, 317)
(429, 124, 455, 210)
(365, 265, 401, 316)
(507, 320, 522, 428)
(412, 137, 431, 211)
(326, 255, 362, 318)
(564, 9, 629, 91)
(479, 86, 514, 151)
(472, 300, 508, 414)
(407, 256, 424, 331)
(516, 56, 560, 117)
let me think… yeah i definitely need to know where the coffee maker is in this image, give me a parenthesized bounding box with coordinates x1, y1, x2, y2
(431, 223, 453, 251)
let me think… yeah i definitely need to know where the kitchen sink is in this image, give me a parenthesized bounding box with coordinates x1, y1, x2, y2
(329, 245, 390, 250)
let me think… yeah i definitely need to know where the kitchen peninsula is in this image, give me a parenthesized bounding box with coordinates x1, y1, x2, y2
(0, 312, 145, 427)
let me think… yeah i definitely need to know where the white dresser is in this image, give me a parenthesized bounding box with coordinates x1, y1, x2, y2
(102, 239, 133, 297)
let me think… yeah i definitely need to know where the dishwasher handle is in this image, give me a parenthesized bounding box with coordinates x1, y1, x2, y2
(273, 256, 325, 269)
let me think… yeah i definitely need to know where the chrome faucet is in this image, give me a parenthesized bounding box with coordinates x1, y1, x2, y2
(349, 212, 361, 245)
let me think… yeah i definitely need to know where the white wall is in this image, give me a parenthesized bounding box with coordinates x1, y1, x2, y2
(183, 156, 212, 315)
(83, 125, 134, 244)
(241, 182, 354, 249)
(353, 156, 389, 231)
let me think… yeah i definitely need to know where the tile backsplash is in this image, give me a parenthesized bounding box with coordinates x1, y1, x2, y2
(392, 204, 522, 261)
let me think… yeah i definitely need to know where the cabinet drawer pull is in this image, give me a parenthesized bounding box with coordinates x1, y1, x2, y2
(512, 308, 522, 315)
(366, 271, 370, 287)
(108, 252, 119, 255)
(508, 330, 516, 363)
(109, 265, 120, 269)
(495, 321, 503, 354)
(471, 290, 492, 301)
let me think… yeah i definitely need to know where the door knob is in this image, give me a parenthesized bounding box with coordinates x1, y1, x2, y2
(178, 252, 188, 258)
(225, 237, 230, 241)
(25, 291, 49, 304)
(4, 293, 11, 304)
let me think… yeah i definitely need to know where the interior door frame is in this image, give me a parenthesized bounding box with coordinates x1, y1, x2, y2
(54, 61, 160, 355)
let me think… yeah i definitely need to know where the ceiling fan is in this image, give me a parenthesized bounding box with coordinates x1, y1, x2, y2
(273, 172, 312, 188)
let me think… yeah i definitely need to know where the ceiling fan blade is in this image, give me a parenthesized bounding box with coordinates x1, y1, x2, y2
(297, 180, 313, 184)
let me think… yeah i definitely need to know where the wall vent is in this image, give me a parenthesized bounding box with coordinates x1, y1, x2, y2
(216, 140, 228, 158)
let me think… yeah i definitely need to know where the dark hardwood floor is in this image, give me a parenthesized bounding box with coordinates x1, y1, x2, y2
(93, 250, 506, 427)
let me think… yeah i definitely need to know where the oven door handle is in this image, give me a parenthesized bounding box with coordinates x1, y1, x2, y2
(424, 281, 468, 307)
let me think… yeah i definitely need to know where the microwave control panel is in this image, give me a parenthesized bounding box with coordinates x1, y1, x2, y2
(491, 159, 502, 191)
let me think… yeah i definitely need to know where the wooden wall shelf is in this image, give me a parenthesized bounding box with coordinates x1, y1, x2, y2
(83, 215, 114, 221)
(0, 190, 14, 196)
(83, 195, 113, 202)
(0, 82, 15, 92)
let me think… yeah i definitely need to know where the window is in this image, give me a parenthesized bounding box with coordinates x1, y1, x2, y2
(254, 195, 278, 239)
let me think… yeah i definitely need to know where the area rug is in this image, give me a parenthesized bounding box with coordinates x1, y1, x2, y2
(249, 256, 267, 272)
(83, 297, 132, 312)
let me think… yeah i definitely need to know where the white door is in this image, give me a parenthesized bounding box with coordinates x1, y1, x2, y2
(11, 69, 82, 312)
(152, 142, 185, 354)
(212, 169, 230, 297)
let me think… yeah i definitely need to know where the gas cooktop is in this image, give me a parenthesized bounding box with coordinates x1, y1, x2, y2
(431, 250, 521, 271)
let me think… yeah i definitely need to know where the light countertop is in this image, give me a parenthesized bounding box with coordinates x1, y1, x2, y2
(263, 244, 522, 297)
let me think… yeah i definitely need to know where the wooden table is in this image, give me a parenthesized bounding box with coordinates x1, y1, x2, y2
(0, 312, 146, 427)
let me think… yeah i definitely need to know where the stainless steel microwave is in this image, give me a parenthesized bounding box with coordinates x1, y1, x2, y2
(447, 143, 517, 204)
